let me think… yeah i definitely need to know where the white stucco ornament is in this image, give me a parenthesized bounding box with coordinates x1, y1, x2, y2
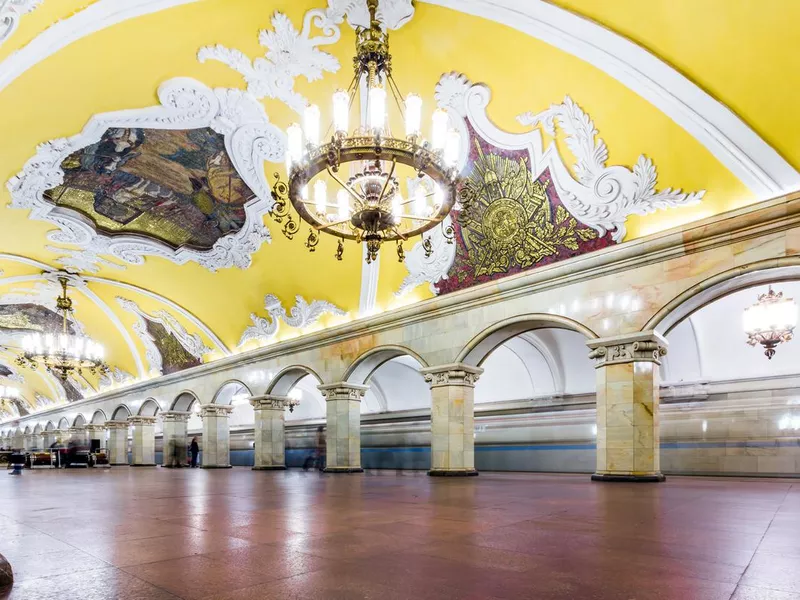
(0, 0, 42, 47)
(238, 293, 347, 347)
(398, 73, 706, 295)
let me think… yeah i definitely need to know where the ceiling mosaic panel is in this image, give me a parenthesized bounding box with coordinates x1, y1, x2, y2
(43, 127, 256, 251)
(0, 304, 75, 336)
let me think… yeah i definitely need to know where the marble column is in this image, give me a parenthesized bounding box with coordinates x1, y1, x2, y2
(12, 431, 23, 450)
(160, 411, 190, 467)
(106, 421, 129, 465)
(200, 404, 233, 468)
(68, 426, 88, 447)
(23, 434, 34, 451)
(250, 395, 288, 470)
(318, 382, 367, 473)
(41, 431, 56, 448)
(420, 363, 483, 477)
(587, 331, 668, 483)
(128, 416, 156, 466)
(85, 425, 106, 448)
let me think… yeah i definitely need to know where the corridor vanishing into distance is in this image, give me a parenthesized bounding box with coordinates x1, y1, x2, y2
(1, 469, 799, 600)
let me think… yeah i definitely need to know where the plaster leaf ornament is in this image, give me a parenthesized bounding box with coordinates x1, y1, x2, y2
(0, 0, 42, 47)
(98, 366, 133, 390)
(397, 216, 456, 296)
(238, 293, 346, 347)
(116, 297, 213, 375)
(8, 78, 285, 273)
(0, 362, 25, 384)
(517, 95, 705, 241)
(34, 392, 55, 409)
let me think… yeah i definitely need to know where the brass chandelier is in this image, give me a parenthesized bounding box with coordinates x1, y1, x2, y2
(16, 276, 108, 381)
(743, 286, 797, 359)
(271, 0, 461, 264)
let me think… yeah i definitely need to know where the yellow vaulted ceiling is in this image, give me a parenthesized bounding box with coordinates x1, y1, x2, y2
(0, 0, 798, 414)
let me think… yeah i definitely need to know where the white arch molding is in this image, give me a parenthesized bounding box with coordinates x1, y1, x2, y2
(0, 0, 794, 199)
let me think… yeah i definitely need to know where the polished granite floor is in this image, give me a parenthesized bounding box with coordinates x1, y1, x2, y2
(0, 468, 799, 600)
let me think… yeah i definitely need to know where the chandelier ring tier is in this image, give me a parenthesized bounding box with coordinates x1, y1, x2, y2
(15, 275, 108, 381)
(271, 0, 462, 264)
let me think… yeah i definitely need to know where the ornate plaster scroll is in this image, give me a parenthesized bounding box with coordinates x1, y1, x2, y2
(238, 294, 346, 347)
(116, 297, 212, 375)
(198, 0, 414, 114)
(399, 73, 706, 294)
(7, 78, 285, 273)
(98, 366, 133, 391)
(0, 0, 41, 47)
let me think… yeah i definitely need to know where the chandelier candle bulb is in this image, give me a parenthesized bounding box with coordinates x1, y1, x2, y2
(392, 193, 402, 223)
(337, 189, 350, 221)
(303, 104, 321, 147)
(433, 184, 444, 210)
(286, 123, 303, 169)
(368, 85, 387, 132)
(444, 130, 460, 166)
(431, 109, 449, 150)
(314, 180, 327, 216)
(404, 93, 422, 137)
(332, 90, 349, 134)
(413, 185, 426, 217)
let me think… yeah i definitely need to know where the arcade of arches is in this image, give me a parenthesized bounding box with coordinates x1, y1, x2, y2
(2, 1, 800, 599)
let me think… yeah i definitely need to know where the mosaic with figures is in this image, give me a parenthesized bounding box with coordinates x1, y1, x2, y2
(435, 126, 615, 295)
(44, 128, 256, 251)
(146, 320, 201, 375)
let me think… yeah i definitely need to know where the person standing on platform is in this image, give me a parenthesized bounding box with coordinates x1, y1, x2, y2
(189, 436, 199, 468)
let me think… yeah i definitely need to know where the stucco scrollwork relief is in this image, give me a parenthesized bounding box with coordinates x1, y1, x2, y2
(0, 0, 42, 47)
(8, 78, 285, 273)
(116, 297, 212, 375)
(238, 293, 347, 348)
(98, 366, 133, 391)
(399, 73, 706, 295)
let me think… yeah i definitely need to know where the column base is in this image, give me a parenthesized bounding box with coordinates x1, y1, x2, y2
(201, 465, 232, 469)
(323, 467, 363, 473)
(129, 464, 157, 467)
(110, 463, 129, 466)
(428, 469, 479, 477)
(160, 465, 187, 468)
(252, 465, 287, 470)
(591, 473, 666, 483)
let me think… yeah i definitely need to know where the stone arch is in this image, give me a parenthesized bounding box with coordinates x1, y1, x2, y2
(644, 258, 800, 335)
(44, 421, 55, 431)
(343, 345, 430, 386)
(456, 313, 599, 368)
(266, 365, 324, 397)
(212, 380, 252, 405)
(91, 409, 107, 424)
(170, 391, 199, 412)
(138, 398, 161, 417)
(32, 423, 43, 434)
(72, 414, 86, 427)
(110, 404, 132, 421)
(57, 417, 70, 429)
(23, 425, 31, 434)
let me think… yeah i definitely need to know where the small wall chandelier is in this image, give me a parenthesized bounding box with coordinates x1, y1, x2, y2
(16, 276, 108, 380)
(743, 286, 797, 359)
(271, 0, 461, 264)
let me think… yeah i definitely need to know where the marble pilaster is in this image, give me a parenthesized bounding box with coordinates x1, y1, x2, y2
(128, 416, 156, 466)
(200, 404, 234, 468)
(250, 395, 288, 470)
(106, 421, 129, 465)
(85, 425, 106, 447)
(318, 382, 367, 473)
(587, 331, 667, 482)
(160, 411, 190, 467)
(421, 363, 483, 477)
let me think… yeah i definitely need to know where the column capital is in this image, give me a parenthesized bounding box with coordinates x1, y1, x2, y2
(586, 331, 668, 368)
(68, 425, 86, 433)
(317, 382, 368, 402)
(160, 410, 191, 423)
(127, 416, 157, 425)
(420, 363, 484, 388)
(199, 404, 234, 417)
(85, 424, 105, 433)
(250, 395, 291, 410)
(105, 420, 129, 430)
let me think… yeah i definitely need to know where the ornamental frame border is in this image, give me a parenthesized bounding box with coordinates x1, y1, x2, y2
(6, 77, 286, 272)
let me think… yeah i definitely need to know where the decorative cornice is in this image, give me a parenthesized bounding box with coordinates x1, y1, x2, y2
(7, 78, 284, 272)
(199, 404, 234, 417)
(160, 410, 190, 423)
(317, 382, 368, 402)
(105, 420, 129, 430)
(586, 331, 668, 368)
(420, 363, 483, 388)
